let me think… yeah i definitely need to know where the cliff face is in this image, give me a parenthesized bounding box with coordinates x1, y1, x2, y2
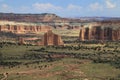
(1, 13, 120, 23)
(0, 13, 61, 22)
(39, 30, 64, 46)
(0, 21, 51, 34)
(0, 13, 120, 41)
(79, 24, 120, 41)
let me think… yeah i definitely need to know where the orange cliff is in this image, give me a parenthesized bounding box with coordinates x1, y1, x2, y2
(0, 21, 51, 34)
(79, 24, 120, 41)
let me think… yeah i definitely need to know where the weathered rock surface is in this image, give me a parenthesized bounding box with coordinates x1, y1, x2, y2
(0, 13, 120, 41)
(0, 21, 51, 34)
(19, 37, 25, 45)
(38, 30, 64, 46)
(79, 23, 120, 41)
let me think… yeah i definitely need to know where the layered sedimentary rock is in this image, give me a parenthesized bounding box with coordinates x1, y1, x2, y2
(0, 13, 63, 23)
(0, 21, 51, 34)
(79, 24, 120, 41)
(0, 13, 120, 41)
(79, 25, 85, 41)
(39, 30, 64, 46)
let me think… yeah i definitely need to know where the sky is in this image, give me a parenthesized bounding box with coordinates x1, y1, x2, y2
(0, 0, 120, 17)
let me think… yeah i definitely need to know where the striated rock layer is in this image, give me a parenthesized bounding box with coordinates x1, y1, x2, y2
(79, 23, 120, 41)
(0, 13, 120, 41)
(0, 13, 61, 22)
(0, 21, 51, 34)
(38, 30, 64, 46)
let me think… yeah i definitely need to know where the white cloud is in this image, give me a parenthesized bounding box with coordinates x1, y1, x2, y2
(106, 0, 116, 9)
(32, 3, 62, 11)
(2, 4, 9, 9)
(67, 4, 82, 11)
(0, 1, 118, 17)
(0, 4, 13, 12)
(89, 2, 103, 11)
(32, 3, 82, 12)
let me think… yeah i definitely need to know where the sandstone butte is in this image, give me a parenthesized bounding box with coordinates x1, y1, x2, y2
(38, 30, 64, 46)
(79, 22, 120, 41)
(18, 30, 64, 46)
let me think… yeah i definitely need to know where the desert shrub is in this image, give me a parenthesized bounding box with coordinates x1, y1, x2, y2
(0, 61, 22, 67)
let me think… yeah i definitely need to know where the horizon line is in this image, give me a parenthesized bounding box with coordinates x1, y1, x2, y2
(0, 12, 120, 18)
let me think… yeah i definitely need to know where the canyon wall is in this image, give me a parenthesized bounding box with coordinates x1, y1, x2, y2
(79, 23, 120, 41)
(0, 21, 51, 34)
(0, 13, 120, 41)
(0, 13, 62, 22)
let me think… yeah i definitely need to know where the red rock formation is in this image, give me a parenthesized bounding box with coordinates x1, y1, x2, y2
(79, 25, 85, 41)
(85, 27, 92, 40)
(0, 24, 51, 34)
(112, 29, 120, 41)
(79, 25, 120, 41)
(39, 30, 64, 46)
(18, 37, 25, 45)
